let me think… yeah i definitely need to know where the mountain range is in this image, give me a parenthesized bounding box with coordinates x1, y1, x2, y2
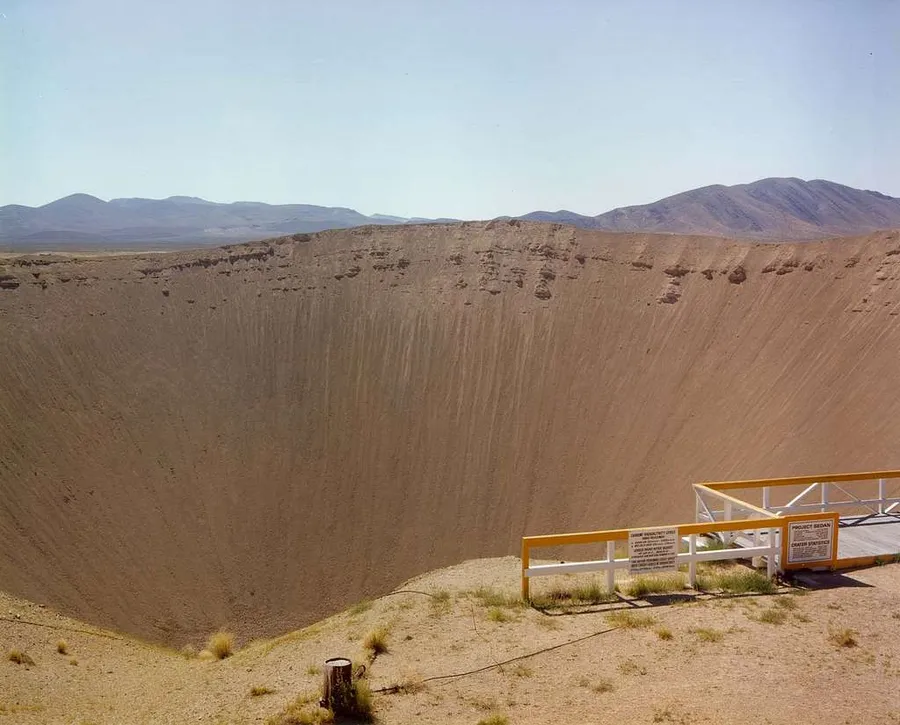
(520, 178, 900, 240)
(2, 177, 899, 250)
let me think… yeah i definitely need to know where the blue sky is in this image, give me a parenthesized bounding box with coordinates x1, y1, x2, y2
(1, 0, 898, 217)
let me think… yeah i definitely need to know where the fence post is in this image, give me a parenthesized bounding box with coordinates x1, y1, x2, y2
(767, 527, 777, 579)
(521, 539, 530, 601)
(688, 534, 697, 588)
(723, 501, 733, 543)
(606, 541, 616, 593)
(878, 478, 885, 514)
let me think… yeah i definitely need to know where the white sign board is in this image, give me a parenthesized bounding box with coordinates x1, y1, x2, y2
(787, 519, 834, 564)
(629, 527, 679, 575)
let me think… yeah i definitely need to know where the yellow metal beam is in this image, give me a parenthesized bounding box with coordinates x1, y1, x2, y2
(701, 470, 900, 491)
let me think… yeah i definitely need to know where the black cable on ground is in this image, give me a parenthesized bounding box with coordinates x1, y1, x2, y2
(0, 615, 124, 641)
(372, 625, 618, 693)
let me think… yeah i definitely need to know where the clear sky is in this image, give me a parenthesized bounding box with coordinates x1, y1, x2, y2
(1, 0, 898, 218)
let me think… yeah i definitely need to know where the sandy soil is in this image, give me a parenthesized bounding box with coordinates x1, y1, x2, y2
(2, 556, 899, 724)
(1, 222, 900, 648)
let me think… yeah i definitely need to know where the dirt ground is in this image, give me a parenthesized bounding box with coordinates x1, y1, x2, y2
(2, 556, 899, 724)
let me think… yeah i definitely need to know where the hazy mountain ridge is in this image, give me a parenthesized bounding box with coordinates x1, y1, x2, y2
(0, 194, 455, 249)
(520, 178, 900, 239)
(3, 178, 900, 249)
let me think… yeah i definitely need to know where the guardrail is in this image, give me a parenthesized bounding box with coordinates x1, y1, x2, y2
(520, 512, 838, 600)
(521, 470, 898, 601)
(695, 470, 900, 520)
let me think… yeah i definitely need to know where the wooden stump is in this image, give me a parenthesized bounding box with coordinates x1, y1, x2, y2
(322, 657, 353, 712)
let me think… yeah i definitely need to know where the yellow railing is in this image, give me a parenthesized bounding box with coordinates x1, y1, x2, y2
(521, 511, 838, 600)
(698, 469, 900, 491)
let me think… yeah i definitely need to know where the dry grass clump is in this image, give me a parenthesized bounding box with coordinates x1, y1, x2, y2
(476, 716, 509, 725)
(472, 587, 523, 609)
(656, 626, 674, 640)
(348, 600, 373, 617)
(306, 664, 322, 676)
(487, 607, 512, 623)
(605, 609, 656, 629)
(531, 578, 618, 608)
(623, 573, 686, 598)
(828, 628, 858, 648)
(774, 596, 798, 610)
(207, 631, 235, 660)
(578, 675, 614, 693)
(692, 627, 724, 642)
(363, 626, 389, 657)
(251, 685, 276, 697)
(617, 658, 648, 676)
(390, 672, 426, 693)
(429, 589, 452, 616)
(265, 692, 333, 725)
(697, 568, 775, 594)
(756, 608, 788, 625)
(431, 589, 451, 604)
(7, 649, 35, 666)
(56, 639, 68, 655)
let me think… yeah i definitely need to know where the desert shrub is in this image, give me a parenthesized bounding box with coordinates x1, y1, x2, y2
(56, 639, 68, 655)
(363, 626, 389, 656)
(251, 685, 275, 696)
(207, 631, 235, 660)
(8, 649, 35, 666)
(656, 627, 674, 640)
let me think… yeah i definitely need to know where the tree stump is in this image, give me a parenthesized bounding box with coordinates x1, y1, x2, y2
(322, 657, 353, 712)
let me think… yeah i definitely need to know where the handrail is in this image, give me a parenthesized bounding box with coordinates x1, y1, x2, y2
(521, 512, 838, 600)
(693, 484, 778, 519)
(701, 469, 900, 491)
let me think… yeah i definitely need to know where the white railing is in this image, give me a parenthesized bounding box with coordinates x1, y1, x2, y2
(758, 479, 900, 517)
(694, 485, 777, 544)
(520, 518, 783, 599)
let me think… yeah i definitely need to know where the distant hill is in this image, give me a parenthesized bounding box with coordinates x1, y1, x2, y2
(518, 178, 900, 240)
(4, 178, 900, 250)
(0, 194, 458, 250)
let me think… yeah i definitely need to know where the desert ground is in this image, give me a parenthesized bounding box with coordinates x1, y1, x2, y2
(2, 556, 899, 724)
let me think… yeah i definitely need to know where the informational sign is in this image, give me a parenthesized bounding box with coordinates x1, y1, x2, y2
(629, 527, 679, 574)
(787, 519, 834, 564)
